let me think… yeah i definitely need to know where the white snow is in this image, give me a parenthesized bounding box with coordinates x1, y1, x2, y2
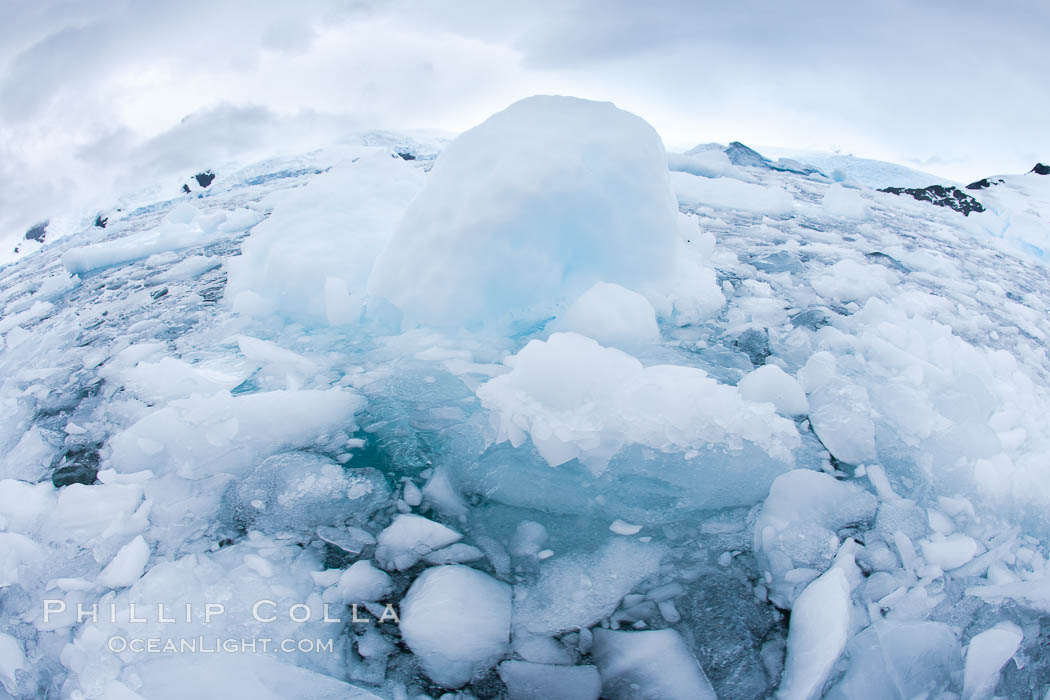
(477, 332, 800, 473)
(591, 628, 717, 700)
(375, 514, 463, 571)
(368, 95, 680, 327)
(550, 282, 660, 350)
(399, 565, 511, 688)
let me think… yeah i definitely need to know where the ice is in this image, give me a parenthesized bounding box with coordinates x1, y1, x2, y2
(549, 282, 660, 351)
(778, 566, 852, 700)
(7, 102, 1050, 698)
(800, 353, 877, 465)
(368, 96, 679, 328)
(222, 452, 390, 535)
(477, 332, 800, 474)
(962, 622, 1023, 700)
(670, 171, 794, 214)
(399, 565, 512, 688)
(590, 628, 717, 700)
(323, 561, 393, 604)
(0, 632, 25, 695)
(131, 656, 385, 700)
(96, 535, 150, 588)
(737, 364, 809, 416)
(62, 205, 260, 275)
(153, 254, 222, 282)
(0, 425, 53, 481)
(512, 538, 665, 637)
(102, 355, 239, 402)
(668, 146, 746, 180)
(920, 533, 978, 570)
(226, 149, 424, 326)
(106, 389, 363, 478)
(375, 514, 463, 571)
(754, 470, 876, 607)
(826, 621, 962, 700)
(821, 183, 870, 219)
(498, 661, 601, 700)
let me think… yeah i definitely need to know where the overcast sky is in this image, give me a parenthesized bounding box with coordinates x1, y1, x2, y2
(2, 0, 1048, 245)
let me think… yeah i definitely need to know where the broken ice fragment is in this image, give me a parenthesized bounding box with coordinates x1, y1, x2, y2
(399, 565, 511, 688)
(591, 628, 716, 700)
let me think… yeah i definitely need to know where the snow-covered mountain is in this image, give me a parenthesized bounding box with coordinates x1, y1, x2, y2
(2, 96, 1050, 699)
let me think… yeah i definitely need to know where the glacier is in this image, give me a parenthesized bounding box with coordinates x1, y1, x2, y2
(2, 95, 1050, 698)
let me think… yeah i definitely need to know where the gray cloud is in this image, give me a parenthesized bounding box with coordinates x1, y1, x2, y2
(1, 0, 1047, 250)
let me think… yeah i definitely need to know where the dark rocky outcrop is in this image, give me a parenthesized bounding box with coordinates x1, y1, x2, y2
(724, 142, 821, 176)
(878, 185, 985, 216)
(25, 220, 48, 242)
(1031, 163, 1050, 175)
(94, 214, 108, 228)
(194, 170, 216, 188)
(965, 177, 1004, 190)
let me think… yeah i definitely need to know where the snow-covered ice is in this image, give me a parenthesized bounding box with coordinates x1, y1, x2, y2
(399, 565, 511, 688)
(4, 96, 1050, 698)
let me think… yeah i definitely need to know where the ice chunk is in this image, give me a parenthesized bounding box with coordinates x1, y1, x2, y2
(0, 532, 44, 587)
(509, 521, 549, 558)
(498, 661, 601, 700)
(222, 452, 389, 534)
(375, 514, 462, 571)
(513, 538, 665, 637)
(822, 184, 870, 219)
(226, 149, 424, 325)
(96, 535, 150, 589)
(61, 205, 248, 275)
(591, 628, 717, 700)
(802, 354, 877, 465)
(0, 631, 25, 695)
(153, 254, 221, 282)
(738, 364, 809, 416)
(963, 622, 1023, 700)
(132, 655, 384, 700)
(422, 466, 469, 518)
(399, 565, 511, 688)
(779, 567, 852, 700)
(550, 282, 660, 351)
(423, 543, 485, 565)
(920, 533, 978, 570)
(826, 621, 962, 700)
(477, 332, 799, 474)
(103, 355, 239, 402)
(670, 170, 794, 215)
(106, 389, 362, 478)
(0, 425, 53, 481)
(368, 95, 679, 327)
(324, 561, 393, 604)
(754, 470, 876, 607)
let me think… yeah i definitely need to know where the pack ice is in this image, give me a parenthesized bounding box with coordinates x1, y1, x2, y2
(3, 96, 1050, 699)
